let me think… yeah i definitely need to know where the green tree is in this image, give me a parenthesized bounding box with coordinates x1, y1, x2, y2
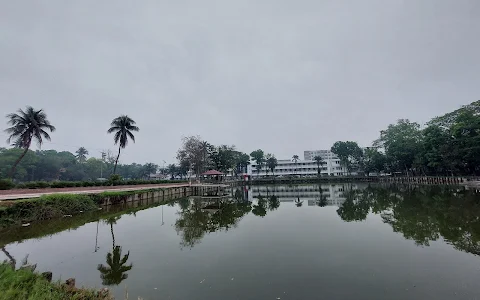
(450, 111, 480, 175)
(209, 145, 237, 173)
(75, 147, 89, 163)
(250, 149, 265, 176)
(266, 154, 278, 177)
(331, 141, 363, 174)
(313, 155, 326, 176)
(107, 115, 139, 174)
(141, 163, 158, 179)
(167, 164, 177, 179)
(177, 136, 211, 177)
(85, 157, 104, 179)
(234, 152, 250, 175)
(0, 148, 38, 180)
(362, 148, 386, 175)
(4, 106, 56, 178)
(374, 119, 422, 175)
(417, 125, 452, 175)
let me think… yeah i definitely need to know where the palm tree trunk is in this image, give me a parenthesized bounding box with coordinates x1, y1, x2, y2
(113, 146, 121, 174)
(111, 223, 115, 249)
(8, 146, 29, 178)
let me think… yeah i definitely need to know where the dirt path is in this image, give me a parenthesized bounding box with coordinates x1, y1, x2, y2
(0, 183, 190, 201)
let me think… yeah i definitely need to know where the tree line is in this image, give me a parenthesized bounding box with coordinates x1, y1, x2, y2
(328, 100, 480, 176)
(0, 148, 161, 182)
(4, 100, 480, 181)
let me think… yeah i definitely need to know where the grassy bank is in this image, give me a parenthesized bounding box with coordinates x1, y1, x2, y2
(0, 178, 186, 190)
(0, 188, 174, 228)
(0, 194, 98, 228)
(0, 196, 172, 247)
(0, 263, 111, 300)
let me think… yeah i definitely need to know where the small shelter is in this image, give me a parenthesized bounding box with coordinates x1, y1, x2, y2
(201, 170, 225, 183)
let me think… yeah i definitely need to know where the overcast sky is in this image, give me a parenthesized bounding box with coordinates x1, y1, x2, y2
(1, 0, 479, 164)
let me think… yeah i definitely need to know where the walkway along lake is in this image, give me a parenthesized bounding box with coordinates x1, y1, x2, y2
(1, 183, 480, 299)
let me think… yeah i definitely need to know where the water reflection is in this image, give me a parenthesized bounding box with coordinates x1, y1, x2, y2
(97, 246, 133, 286)
(333, 185, 480, 256)
(97, 216, 133, 286)
(175, 196, 252, 248)
(3, 184, 480, 299)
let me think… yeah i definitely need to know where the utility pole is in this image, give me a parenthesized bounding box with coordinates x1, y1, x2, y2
(162, 160, 166, 179)
(100, 151, 107, 179)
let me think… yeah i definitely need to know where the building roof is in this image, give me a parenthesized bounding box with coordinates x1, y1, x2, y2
(202, 170, 225, 176)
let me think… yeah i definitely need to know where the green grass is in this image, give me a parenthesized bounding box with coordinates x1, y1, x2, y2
(6, 179, 187, 190)
(0, 187, 178, 229)
(0, 194, 98, 228)
(0, 263, 111, 300)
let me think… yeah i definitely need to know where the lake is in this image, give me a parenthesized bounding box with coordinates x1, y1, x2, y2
(1, 183, 480, 300)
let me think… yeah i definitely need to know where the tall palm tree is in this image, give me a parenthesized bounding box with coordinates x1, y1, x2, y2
(107, 115, 139, 174)
(313, 155, 326, 176)
(292, 155, 299, 175)
(4, 107, 56, 178)
(75, 147, 89, 163)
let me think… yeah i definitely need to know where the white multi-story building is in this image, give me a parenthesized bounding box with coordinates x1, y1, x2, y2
(304, 149, 337, 161)
(246, 149, 348, 177)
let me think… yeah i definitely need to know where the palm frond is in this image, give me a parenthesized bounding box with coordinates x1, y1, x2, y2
(113, 131, 122, 144)
(126, 130, 135, 142)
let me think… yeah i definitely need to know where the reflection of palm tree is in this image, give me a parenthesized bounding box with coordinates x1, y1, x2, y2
(1, 246, 16, 268)
(295, 197, 303, 207)
(97, 246, 133, 286)
(316, 184, 328, 207)
(105, 216, 121, 249)
(268, 195, 280, 211)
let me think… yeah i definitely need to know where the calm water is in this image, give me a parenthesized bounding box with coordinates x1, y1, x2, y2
(2, 183, 480, 300)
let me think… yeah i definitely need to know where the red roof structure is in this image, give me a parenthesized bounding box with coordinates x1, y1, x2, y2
(201, 170, 224, 176)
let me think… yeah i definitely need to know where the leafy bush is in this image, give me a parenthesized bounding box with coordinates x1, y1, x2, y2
(50, 182, 65, 188)
(0, 262, 110, 299)
(15, 183, 26, 189)
(0, 179, 15, 190)
(108, 174, 122, 183)
(24, 181, 51, 189)
(9, 178, 187, 190)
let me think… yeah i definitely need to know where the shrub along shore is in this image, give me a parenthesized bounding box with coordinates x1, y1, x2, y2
(0, 188, 168, 228)
(0, 262, 112, 300)
(0, 178, 186, 190)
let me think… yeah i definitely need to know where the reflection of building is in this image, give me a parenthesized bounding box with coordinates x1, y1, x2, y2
(248, 184, 358, 206)
(247, 157, 348, 177)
